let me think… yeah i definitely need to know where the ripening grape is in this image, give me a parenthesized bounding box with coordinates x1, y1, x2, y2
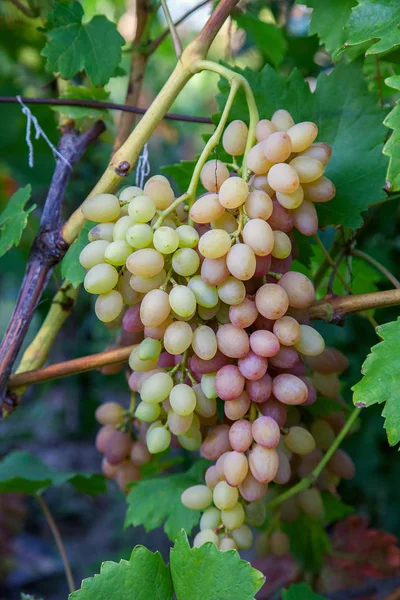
(95, 402, 125, 427)
(88, 222, 115, 242)
(176, 224, 199, 248)
(104, 430, 132, 465)
(218, 177, 249, 209)
(95, 290, 123, 322)
(201, 256, 230, 286)
(226, 243, 256, 281)
(294, 324, 325, 356)
(246, 373, 272, 404)
(299, 142, 331, 165)
(248, 445, 279, 483)
(239, 472, 268, 503)
(201, 425, 231, 460)
(216, 324, 250, 358)
(181, 485, 213, 510)
(198, 229, 232, 259)
(223, 451, 249, 487)
(245, 189, 273, 220)
(271, 231, 292, 259)
(292, 200, 318, 236)
(200, 159, 229, 192)
(190, 193, 225, 224)
(84, 263, 119, 295)
(130, 270, 166, 294)
(303, 176, 336, 202)
(268, 163, 300, 194)
(224, 392, 251, 421)
(271, 109, 295, 132)
(82, 193, 120, 222)
(273, 316, 301, 346)
(238, 351, 268, 381)
(178, 430, 202, 451)
(105, 240, 133, 266)
(307, 347, 349, 374)
(79, 240, 110, 269)
(242, 219, 274, 256)
(250, 330, 280, 358)
(249, 173, 275, 196)
(140, 289, 170, 327)
(255, 119, 277, 142)
(252, 416, 280, 448)
(126, 248, 164, 277)
(217, 276, 246, 305)
(126, 223, 153, 248)
(290, 156, 324, 183)
(246, 143, 273, 175)
(229, 298, 258, 328)
(274, 451, 291, 484)
(164, 321, 193, 355)
(262, 132, 292, 163)
(211, 211, 238, 233)
(169, 285, 197, 318)
(222, 120, 248, 155)
(215, 365, 245, 401)
(278, 272, 315, 308)
(143, 179, 174, 210)
(192, 325, 217, 360)
(276, 186, 304, 210)
(287, 122, 318, 152)
(256, 283, 289, 320)
(229, 419, 253, 452)
(272, 374, 308, 406)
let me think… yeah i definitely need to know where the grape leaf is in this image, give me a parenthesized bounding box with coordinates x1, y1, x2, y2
(0, 451, 106, 496)
(162, 160, 206, 196)
(52, 86, 110, 120)
(170, 531, 265, 600)
(124, 460, 209, 541)
(352, 318, 400, 446)
(61, 221, 95, 288)
(0, 185, 35, 257)
(383, 75, 400, 191)
(42, 1, 125, 86)
(234, 12, 287, 67)
(282, 583, 326, 600)
(321, 492, 354, 525)
(282, 514, 331, 574)
(69, 546, 172, 600)
(298, 0, 357, 59)
(305, 396, 345, 417)
(343, 0, 400, 56)
(217, 61, 387, 227)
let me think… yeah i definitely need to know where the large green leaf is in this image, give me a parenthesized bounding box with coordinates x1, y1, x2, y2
(0, 185, 35, 257)
(61, 221, 95, 288)
(352, 318, 400, 446)
(282, 583, 326, 600)
(0, 451, 106, 496)
(69, 546, 172, 600)
(42, 1, 124, 86)
(170, 531, 265, 600)
(343, 0, 400, 56)
(282, 514, 331, 574)
(383, 75, 400, 191)
(299, 0, 357, 59)
(124, 460, 209, 541)
(217, 61, 387, 227)
(234, 12, 287, 67)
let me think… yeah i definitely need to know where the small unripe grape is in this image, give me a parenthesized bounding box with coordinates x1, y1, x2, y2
(273, 316, 301, 346)
(105, 240, 132, 266)
(252, 416, 280, 448)
(135, 401, 160, 422)
(231, 524, 253, 549)
(218, 177, 249, 209)
(164, 321, 193, 355)
(190, 193, 225, 224)
(287, 121, 318, 152)
(84, 263, 119, 295)
(303, 176, 336, 202)
(188, 275, 219, 308)
(128, 195, 156, 223)
(211, 212, 238, 233)
(201, 256, 230, 286)
(126, 248, 164, 278)
(293, 200, 318, 236)
(193, 529, 220, 548)
(88, 222, 114, 242)
(79, 240, 110, 269)
(242, 219, 274, 256)
(255, 119, 277, 142)
(119, 185, 142, 202)
(82, 193, 120, 222)
(140, 289, 170, 327)
(95, 290, 123, 322)
(198, 229, 232, 259)
(271, 109, 295, 132)
(130, 270, 166, 294)
(217, 276, 246, 306)
(200, 160, 229, 192)
(192, 325, 217, 360)
(216, 324, 249, 358)
(178, 430, 202, 451)
(284, 426, 316, 455)
(245, 189, 273, 220)
(278, 272, 315, 309)
(213, 481, 238, 510)
(297, 487, 324, 520)
(170, 384, 197, 416)
(294, 324, 325, 356)
(290, 156, 324, 183)
(172, 248, 200, 276)
(222, 120, 248, 155)
(169, 285, 197, 318)
(221, 502, 245, 530)
(116, 461, 140, 493)
(141, 372, 174, 404)
(104, 431, 132, 465)
(126, 223, 153, 248)
(246, 143, 273, 174)
(95, 402, 124, 427)
(129, 346, 159, 372)
(271, 231, 292, 259)
(176, 224, 199, 248)
(276, 186, 304, 210)
(181, 485, 213, 510)
(146, 426, 171, 454)
(262, 132, 292, 163)
(143, 179, 174, 210)
(268, 163, 300, 194)
(299, 142, 332, 165)
(226, 243, 256, 281)
(249, 445, 279, 483)
(270, 531, 290, 555)
(223, 451, 249, 487)
(256, 283, 289, 320)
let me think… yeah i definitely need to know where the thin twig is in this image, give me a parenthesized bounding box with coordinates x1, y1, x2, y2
(0, 96, 213, 124)
(37, 495, 75, 594)
(0, 121, 105, 415)
(313, 233, 352, 293)
(149, 0, 211, 53)
(160, 0, 183, 59)
(351, 249, 400, 289)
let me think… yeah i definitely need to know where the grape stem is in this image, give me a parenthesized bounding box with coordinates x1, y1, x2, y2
(350, 249, 400, 289)
(309, 288, 400, 324)
(265, 407, 361, 512)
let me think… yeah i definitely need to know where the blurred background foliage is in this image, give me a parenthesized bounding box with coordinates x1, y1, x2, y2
(0, 0, 399, 598)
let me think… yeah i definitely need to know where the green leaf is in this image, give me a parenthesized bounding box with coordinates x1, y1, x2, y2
(282, 582, 327, 600)
(0, 185, 35, 257)
(124, 460, 209, 540)
(383, 75, 400, 191)
(305, 396, 345, 417)
(352, 318, 400, 446)
(170, 531, 265, 600)
(70, 546, 172, 600)
(344, 0, 400, 56)
(42, 1, 125, 86)
(321, 491, 354, 525)
(217, 61, 387, 227)
(162, 160, 205, 196)
(299, 0, 357, 59)
(0, 451, 106, 496)
(52, 86, 110, 120)
(61, 221, 95, 288)
(282, 514, 331, 574)
(234, 12, 287, 67)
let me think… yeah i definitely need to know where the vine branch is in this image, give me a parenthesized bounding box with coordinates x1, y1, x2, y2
(310, 288, 400, 323)
(160, 0, 183, 59)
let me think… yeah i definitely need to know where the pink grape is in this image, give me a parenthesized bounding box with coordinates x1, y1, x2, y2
(249, 444, 279, 483)
(259, 397, 287, 427)
(229, 419, 253, 452)
(246, 373, 272, 403)
(278, 272, 315, 309)
(201, 424, 232, 460)
(254, 254, 272, 278)
(201, 256, 230, 286)
(239, 471, 268, 502)
(122, 303, 144, 332)
(267, 200, 294, 232)
(238, 351, 268, 381)
(190, 350, 231, 375)
(229, 298, 258, 328)
(216, 324, 250, 358)
(215, 365, 245, 401)
(250, 330, 280, 358)
(224, 391, 251, 420)
(252, 416, 280, 448)
(269, 346, 300, 369)
(255, 283, 289, 320)
(272, 373, 308, 405)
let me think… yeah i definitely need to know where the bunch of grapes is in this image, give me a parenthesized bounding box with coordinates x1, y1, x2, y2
(80, 107, 354, 550)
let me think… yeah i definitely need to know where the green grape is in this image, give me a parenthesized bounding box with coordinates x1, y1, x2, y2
(200, 507, 221, 530)
(221, 502, 245, 530)
(146, 426, 171, 454)
(169, 285, 197, 318)
(79, 240, 110, 270)
(200, 373, 217, 399)
(126, 223, 153, 248)
(188, 275, 219, 308)
(104, 240, 133, 266)
(135, 401, 160, 422)
(82, 193, 120, 222)
(113, 216, 134, 240)
(153, 226, 180, 254)
(181, 485, 213, 510)
(84, 263, 119, 295)
(172, 248, 200, 276)
(138, 338, 162, 361)
(119, 186, 143, 202)
(176, 224, 199, 248)
(140, 372, 174, 404)
(95, 290, 123, 322)
(169, 383, 197, 416)
(193, 529, 220, 548)
(178, 430, 202, 451)
(128, 195, 156, 223)
(88, 222, 115, 243)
